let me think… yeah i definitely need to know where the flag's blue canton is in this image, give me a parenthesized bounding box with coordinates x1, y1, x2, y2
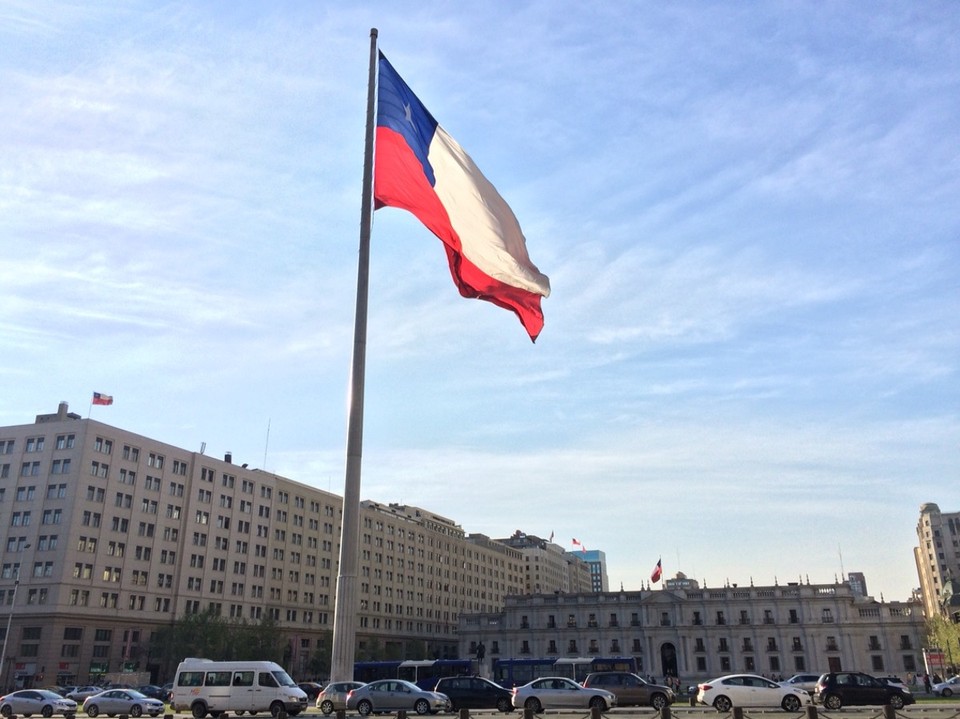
(377, 52, 439, 186)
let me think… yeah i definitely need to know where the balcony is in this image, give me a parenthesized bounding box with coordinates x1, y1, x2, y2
(660, 618, 672, 626)
(608, 620, 619, 627)
(826, 643, 839, 652)
(520, 622, 530, 629)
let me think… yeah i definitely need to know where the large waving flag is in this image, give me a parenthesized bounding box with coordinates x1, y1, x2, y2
(373, 52, 551, 341)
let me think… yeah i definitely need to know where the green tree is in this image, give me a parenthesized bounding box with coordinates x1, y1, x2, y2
(925, 614, 960, 674)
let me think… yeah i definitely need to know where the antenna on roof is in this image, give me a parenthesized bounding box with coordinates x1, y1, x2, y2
(263, 419, 271, 470)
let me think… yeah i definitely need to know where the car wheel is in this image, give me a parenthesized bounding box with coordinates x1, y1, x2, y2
(41, 706, 55, 718)
(192, 701, 208, 719)
(0, 706, 10, 718)
(320, 701, 334, 716)
(782, 695, 801, 712)
(523, 697, 542, 714)
(588, 696, 607, 711)
(269, 702, 285, 718)
(713, 696, 732, 712)
(414, 699, 430, 715)
(943, 689, 953, 698)
(889, 695, 905, 710)
(87, 705, 100, 718)
(357, 700, 373, 716)
(131, 705, 143, 718)
(496, 697, 512, 713)
(651, 693, 668, 710)
(823, 694, 842, 710)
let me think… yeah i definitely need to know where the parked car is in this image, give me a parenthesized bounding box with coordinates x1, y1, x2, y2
(510, 677, 617, 713)
(66, 687, 102, 702)
(582, 671, 675, 709)
(83, 689, 165, 718)
(933, 676, 960, 697)
(297, 683, 323, 702)
(697, 674, 811, 712)
(317, 682, 366, 715)
(345, 679, 449, 715)
(814, 672, 915, 709)
(433, 676, 512, 712)
(780, 674, 821, 695)
(0, 689, 79, 717)
(137, 686, 169, 702)
(877, 676, 911, 693)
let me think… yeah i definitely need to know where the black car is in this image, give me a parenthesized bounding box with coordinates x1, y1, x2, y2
(137, 686, 169, 702)
(297, 682, 324, 702)
(433, 676, 512, 712)
(814, 672, 915, 710)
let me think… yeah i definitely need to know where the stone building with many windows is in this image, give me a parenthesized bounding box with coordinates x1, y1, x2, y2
(458, 580, 925, 684)
(494, 532, 592, 595)
(0, 403, 524, 686)
(915, 502, 960, 621)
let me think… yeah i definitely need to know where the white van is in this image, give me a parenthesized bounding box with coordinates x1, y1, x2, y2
(172, 658, 309, 718)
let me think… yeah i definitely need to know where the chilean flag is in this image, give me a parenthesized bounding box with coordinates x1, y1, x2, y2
(650, 558, 662, 583)
(373, 52, 551, 341)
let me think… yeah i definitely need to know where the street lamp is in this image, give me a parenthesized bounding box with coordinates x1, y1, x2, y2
(0, 568, 21, 691)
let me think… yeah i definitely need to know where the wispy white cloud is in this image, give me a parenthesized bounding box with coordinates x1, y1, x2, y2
(0, 0, 957, 600)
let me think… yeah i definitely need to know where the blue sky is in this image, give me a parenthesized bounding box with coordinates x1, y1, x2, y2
(2, 1, 957, 602)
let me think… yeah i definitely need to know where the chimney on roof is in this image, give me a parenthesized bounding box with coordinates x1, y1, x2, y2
(225, 452, 232, 464)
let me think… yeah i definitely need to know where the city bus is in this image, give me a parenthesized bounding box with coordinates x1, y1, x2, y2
(353, 659, 473, 689)
(492, 656, 638, 688)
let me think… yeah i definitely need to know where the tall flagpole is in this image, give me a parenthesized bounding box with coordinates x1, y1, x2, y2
(329, 27, 379, 683)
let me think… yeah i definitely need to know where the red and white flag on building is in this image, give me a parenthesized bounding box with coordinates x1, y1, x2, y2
(92, 392, 114, 406)
(650, 558, 662, 583)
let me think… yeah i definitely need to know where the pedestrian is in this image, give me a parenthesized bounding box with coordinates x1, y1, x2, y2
(924, 673, 932, 693)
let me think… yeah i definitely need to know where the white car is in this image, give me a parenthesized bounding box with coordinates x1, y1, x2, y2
(933, 676, 960, 697)
(697, 674, 812, 712)
(510, 677, 617, 713)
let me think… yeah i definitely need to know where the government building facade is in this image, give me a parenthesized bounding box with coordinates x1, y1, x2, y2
(458, 580, 925, 685)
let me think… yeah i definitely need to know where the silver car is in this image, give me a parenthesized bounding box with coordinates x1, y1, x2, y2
(83, 689, 165, 718)
(317, 682, 366, 715)
(510, 677, 617, 713)
(345, 679, 449, 715)
(0, 689, 78, 717)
